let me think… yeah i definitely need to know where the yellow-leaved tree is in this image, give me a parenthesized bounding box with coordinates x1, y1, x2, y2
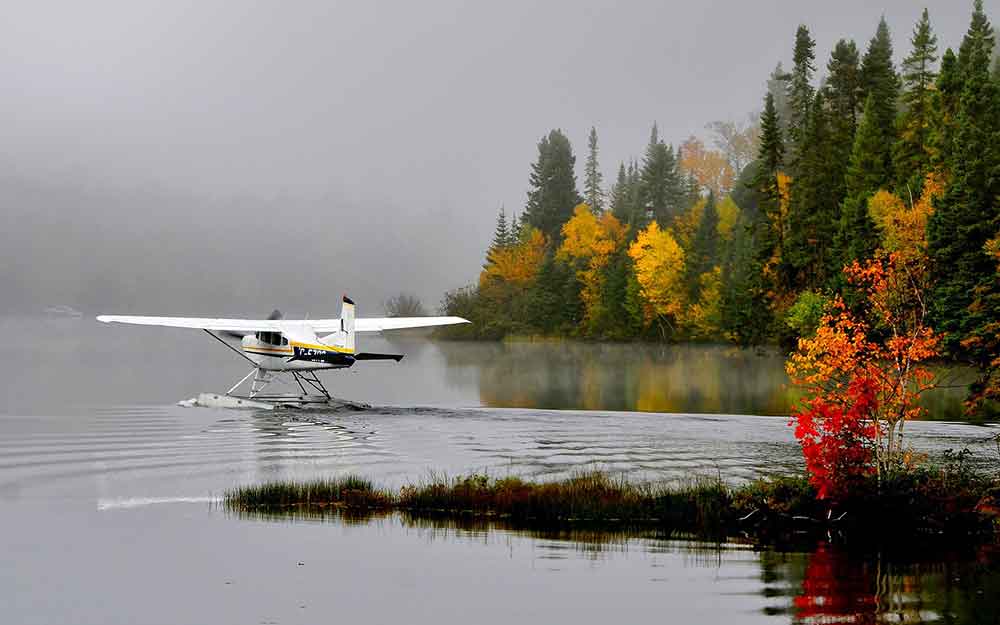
(715, 195, 741, 240)
(628, 221, 686, 336)
(867, 171, 944, 263)
(557, 204, 627, 329)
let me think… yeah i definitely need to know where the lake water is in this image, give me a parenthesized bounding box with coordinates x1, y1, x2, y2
(1, 317, 998, 624)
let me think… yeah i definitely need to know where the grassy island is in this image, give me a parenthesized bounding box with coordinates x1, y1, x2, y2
(225, 462, 1000, 542)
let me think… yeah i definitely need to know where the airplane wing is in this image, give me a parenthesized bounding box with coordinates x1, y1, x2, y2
(96, 315, 470, 333)
(352, 317, 470, 333)
(96, 316, 285, 332)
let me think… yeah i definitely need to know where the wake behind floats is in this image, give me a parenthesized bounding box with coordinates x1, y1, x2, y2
(97, 296, 469, 408)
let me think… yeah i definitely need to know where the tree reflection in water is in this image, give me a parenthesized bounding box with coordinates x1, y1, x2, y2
(791, 540, 1000, 624)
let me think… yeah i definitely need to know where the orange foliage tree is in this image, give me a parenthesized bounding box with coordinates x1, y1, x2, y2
(787, 253, 940, 490)
(679, 136, 735, 196)
(480, 228, 546, 293)
(557, 204, 627, 329)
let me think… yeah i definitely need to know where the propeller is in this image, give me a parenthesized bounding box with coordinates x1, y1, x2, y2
(220, 309, 283, 340)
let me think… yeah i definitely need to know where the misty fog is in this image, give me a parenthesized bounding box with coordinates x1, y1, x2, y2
(0, 0, 975, 316)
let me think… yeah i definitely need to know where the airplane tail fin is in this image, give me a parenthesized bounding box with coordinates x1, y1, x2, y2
(341, 295, 356, 351)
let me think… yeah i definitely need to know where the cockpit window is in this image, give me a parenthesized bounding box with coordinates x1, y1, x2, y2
(255, 331, 286, 346)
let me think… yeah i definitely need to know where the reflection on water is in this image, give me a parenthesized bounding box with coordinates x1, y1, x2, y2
(436, 341, 975, 420)
(229, 506, 1000, 625)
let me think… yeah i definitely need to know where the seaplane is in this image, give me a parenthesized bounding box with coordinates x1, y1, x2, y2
(97, 296, 469, 409)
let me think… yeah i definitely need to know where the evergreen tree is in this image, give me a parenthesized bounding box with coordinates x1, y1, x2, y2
(928, 0, 1000, 362)
(683, 171, 701, 210)
(584, 126, 604, 213)
(488, 207, 509, 258)
(931, 48, 962, 170)
(837, 95, 886, 267)
(639, 123, 684, 226)
(958, 0, 994, 73)
(767, 62, 793, 139)
(894, 8, 938, 192)
(752, 92, 786, 259)
(786, 93, 841, 288)
(823, 40, 863, 217)
(689, 191, 720, 287)
(626, 159, 643, 226)
(787, 24, 817, 167)
(858, 16, 899, 186)
(720, 212, 772, 346)
(523, 129, 582, 243)
(609, 162, 629, 222)
(825, 39, 862, 135)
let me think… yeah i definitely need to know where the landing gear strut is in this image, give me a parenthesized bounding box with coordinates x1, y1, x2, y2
(225, 366, 333, 405)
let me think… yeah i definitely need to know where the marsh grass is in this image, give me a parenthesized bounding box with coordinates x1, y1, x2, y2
(224, 466, 1000, 539)
(224, 475, 392, 511)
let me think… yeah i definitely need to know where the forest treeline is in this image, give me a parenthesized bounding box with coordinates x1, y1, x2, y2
(441, 2, 1000, 412)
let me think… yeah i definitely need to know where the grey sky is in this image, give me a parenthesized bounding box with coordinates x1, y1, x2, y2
(0, 0, 986, 315)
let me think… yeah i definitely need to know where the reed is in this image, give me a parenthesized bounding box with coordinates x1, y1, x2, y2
(224, 474, 392, 511)
(223, 466, 1000, 539)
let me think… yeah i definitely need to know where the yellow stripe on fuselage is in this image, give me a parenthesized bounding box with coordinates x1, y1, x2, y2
(244, 346, 294, 356)
(288, 340, 354, 354)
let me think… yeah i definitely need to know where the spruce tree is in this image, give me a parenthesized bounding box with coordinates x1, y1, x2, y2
(928, 0, 1000, 360)
(894, 8, 938, 192)
(787, 24, 816, 168)
(752, 92, 786, 259)
(609, 162, 629, 222)
(490, 207, 509, 252)
(584, 126, 604, 213)
(523, 129, 582, 243)
(767, 63, 793, 139)
(837, 95, 886, 267)
(859, 16, 899, 183)
(786, 93, 840, 288)
(931, 48, 962, 169)
(689, 191, 720, 289)
(825, 39, 862, 135)
(639, 123, 684, 226)
(720, 212, 772, 346)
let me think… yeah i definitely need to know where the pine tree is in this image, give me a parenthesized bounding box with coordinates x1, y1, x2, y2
(752, 92, 786, 259)
(523, 129, 582, 243)
(609, 162, 629, 222)
(639, 123, 684, 226)
(489, 207, 509, 252)
(689, 191, 720, 287)
(787, 24, 816, 168)
(767, 63, 793, 139)
(931, 48, 962, 170)
(928, 0, 1000, 361)
(584, 126, 604, 213)
(894, 8, 938, 192)
(786, 93, 840, 288)
(821, 40, 862, 250)
(858, 16, 899, 183)
(837, 95, 886, 267)
(825, 39, 862, 135)
(720, 211, 772, 346)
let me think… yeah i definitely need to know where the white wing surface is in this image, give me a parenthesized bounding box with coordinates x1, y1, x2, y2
(352, 316, 470, 333)
(96, 315, 469, 333)
(96, 316, 285, 332)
